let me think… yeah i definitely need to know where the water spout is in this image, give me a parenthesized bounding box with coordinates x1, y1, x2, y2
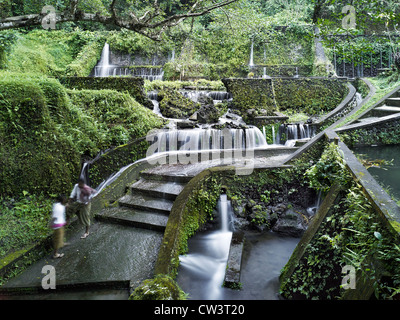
(96, 43, 111, 77)
(249, 40, 254, 68)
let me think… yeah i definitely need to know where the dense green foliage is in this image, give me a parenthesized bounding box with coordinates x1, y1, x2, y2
(281, 143, 400, 299)
(130, 274, 187, 300)
(2, 29, 104, 77)
(0, 72, 164, 197)
(0, 193, 53, 261)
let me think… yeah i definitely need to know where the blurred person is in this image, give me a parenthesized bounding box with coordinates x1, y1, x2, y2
(68, 178, 97, 239)
(50, 195, 68, 258)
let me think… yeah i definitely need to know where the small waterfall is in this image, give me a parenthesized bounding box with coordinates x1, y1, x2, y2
(95, 43, 111, 77)
(355, 92, 362, 106)
(93, 43, 164, 80)
(294, 67, 299, 78)
(249, 40, 254, 68)
(272, 126, 276, 145)
(178, 194, 233, 299)
(147, 127, 268, 154)
(179, 90, 232, 104)
(307, 190, 323, 216)
(276, 123, 316, 146)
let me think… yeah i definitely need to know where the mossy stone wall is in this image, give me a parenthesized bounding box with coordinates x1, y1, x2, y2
(222, 78, 348, 120)
(59, 76, 153, 109)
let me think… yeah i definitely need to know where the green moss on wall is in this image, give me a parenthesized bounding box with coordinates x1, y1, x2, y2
(272, 78, 347, 116)
(65, 39, 106, 77)
(158, 88, 200, 119)
(59, 76, 153, 109)
(0, 74, 81, 196)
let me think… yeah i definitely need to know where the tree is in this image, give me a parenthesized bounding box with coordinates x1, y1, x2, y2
(0, 0, 238, 40)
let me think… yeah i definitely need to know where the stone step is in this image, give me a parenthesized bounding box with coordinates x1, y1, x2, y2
(385, 97, 400, 107)
(119, 194, 173, 214)
(131, 179, 186, 201)
(140, 171, 194, 183)
(375, 105, 400, 113)
(370, 105, 400, 117)
(356, 116, 381, 124)
(95, 207, 168, 232)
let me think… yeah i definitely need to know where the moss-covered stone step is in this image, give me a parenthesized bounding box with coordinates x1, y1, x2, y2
(140, 171, 194, 183)
(131, 179, 186, 201)
(119, 194, 173, 214)
(95, 207, 168, 232)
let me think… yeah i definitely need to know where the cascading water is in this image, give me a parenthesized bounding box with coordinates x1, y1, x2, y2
(275, 123, 316, 146)
(177, 194, 233, 300)
(147, 127, 268, 154)
(94, 43, 112, 77)
(94, 43, 164, 80)
(249, 40, 254, 68)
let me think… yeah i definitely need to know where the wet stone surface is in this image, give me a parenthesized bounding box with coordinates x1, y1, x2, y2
(3, 222, 163, 295)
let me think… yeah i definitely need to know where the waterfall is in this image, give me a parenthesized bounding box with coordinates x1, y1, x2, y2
(249, 40, 254, 67)
(220, 194, 229, 232)
(178, 194, 233, 299)
(307, 190, 323, 216)
(93, 43, 164, 80)
(272, 126, 276, 145)
(276, 124, 316, 146)
(147, 127, 268, 154)
(95, 43, 111, 77)
(294, 67, 299, 78)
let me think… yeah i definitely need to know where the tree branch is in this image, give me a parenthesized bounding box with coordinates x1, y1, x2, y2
(0, 0, 238, 41)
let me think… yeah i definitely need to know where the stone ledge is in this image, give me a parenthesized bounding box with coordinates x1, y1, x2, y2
(224, 231, 245, 289)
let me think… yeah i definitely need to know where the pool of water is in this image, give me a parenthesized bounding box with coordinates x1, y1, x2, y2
(353, 144, 400, 201)
(176, 230, 299, 300)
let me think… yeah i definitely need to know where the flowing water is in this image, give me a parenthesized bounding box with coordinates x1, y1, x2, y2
(263, 123, 316, 146)
(177, 194, 233, 300)
(176, 195, 300, 300)
(147, 127, 268, 154)
(94, 43, 164, 80)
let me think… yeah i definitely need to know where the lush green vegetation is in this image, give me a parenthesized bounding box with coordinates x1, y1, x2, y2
(1, 0, 400, 299)
(280, 143, 400, 299)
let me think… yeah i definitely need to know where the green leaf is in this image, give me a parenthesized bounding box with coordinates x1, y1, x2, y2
(374, 231, 382, 240)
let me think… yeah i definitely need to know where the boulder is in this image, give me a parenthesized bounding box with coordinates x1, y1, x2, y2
(272, 208, 307, 237)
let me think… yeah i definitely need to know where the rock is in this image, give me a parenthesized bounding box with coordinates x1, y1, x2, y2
(158, 89, 200, 119)
(196, 104, 221, 124)
(272, 208, 307, 237)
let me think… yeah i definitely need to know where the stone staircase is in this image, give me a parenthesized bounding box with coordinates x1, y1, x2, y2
(95, 165, 194, 233)
(357, 88, 400, 122)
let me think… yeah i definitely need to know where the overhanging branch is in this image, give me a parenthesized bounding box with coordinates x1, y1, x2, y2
(0, 0, 238, 41)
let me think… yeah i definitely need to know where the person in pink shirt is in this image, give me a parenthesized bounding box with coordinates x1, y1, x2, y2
(50, 195, 68, 258)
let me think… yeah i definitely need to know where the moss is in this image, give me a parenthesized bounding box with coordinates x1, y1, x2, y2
(389, 220, 400, 234)
(65, 39, 106, 77)
(129, 274, 187, 300)
(158, 88, 200, 119)
(222, 78, 276, 119)
(59, 76, 153, 109)
(0, 74, 80, 196)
